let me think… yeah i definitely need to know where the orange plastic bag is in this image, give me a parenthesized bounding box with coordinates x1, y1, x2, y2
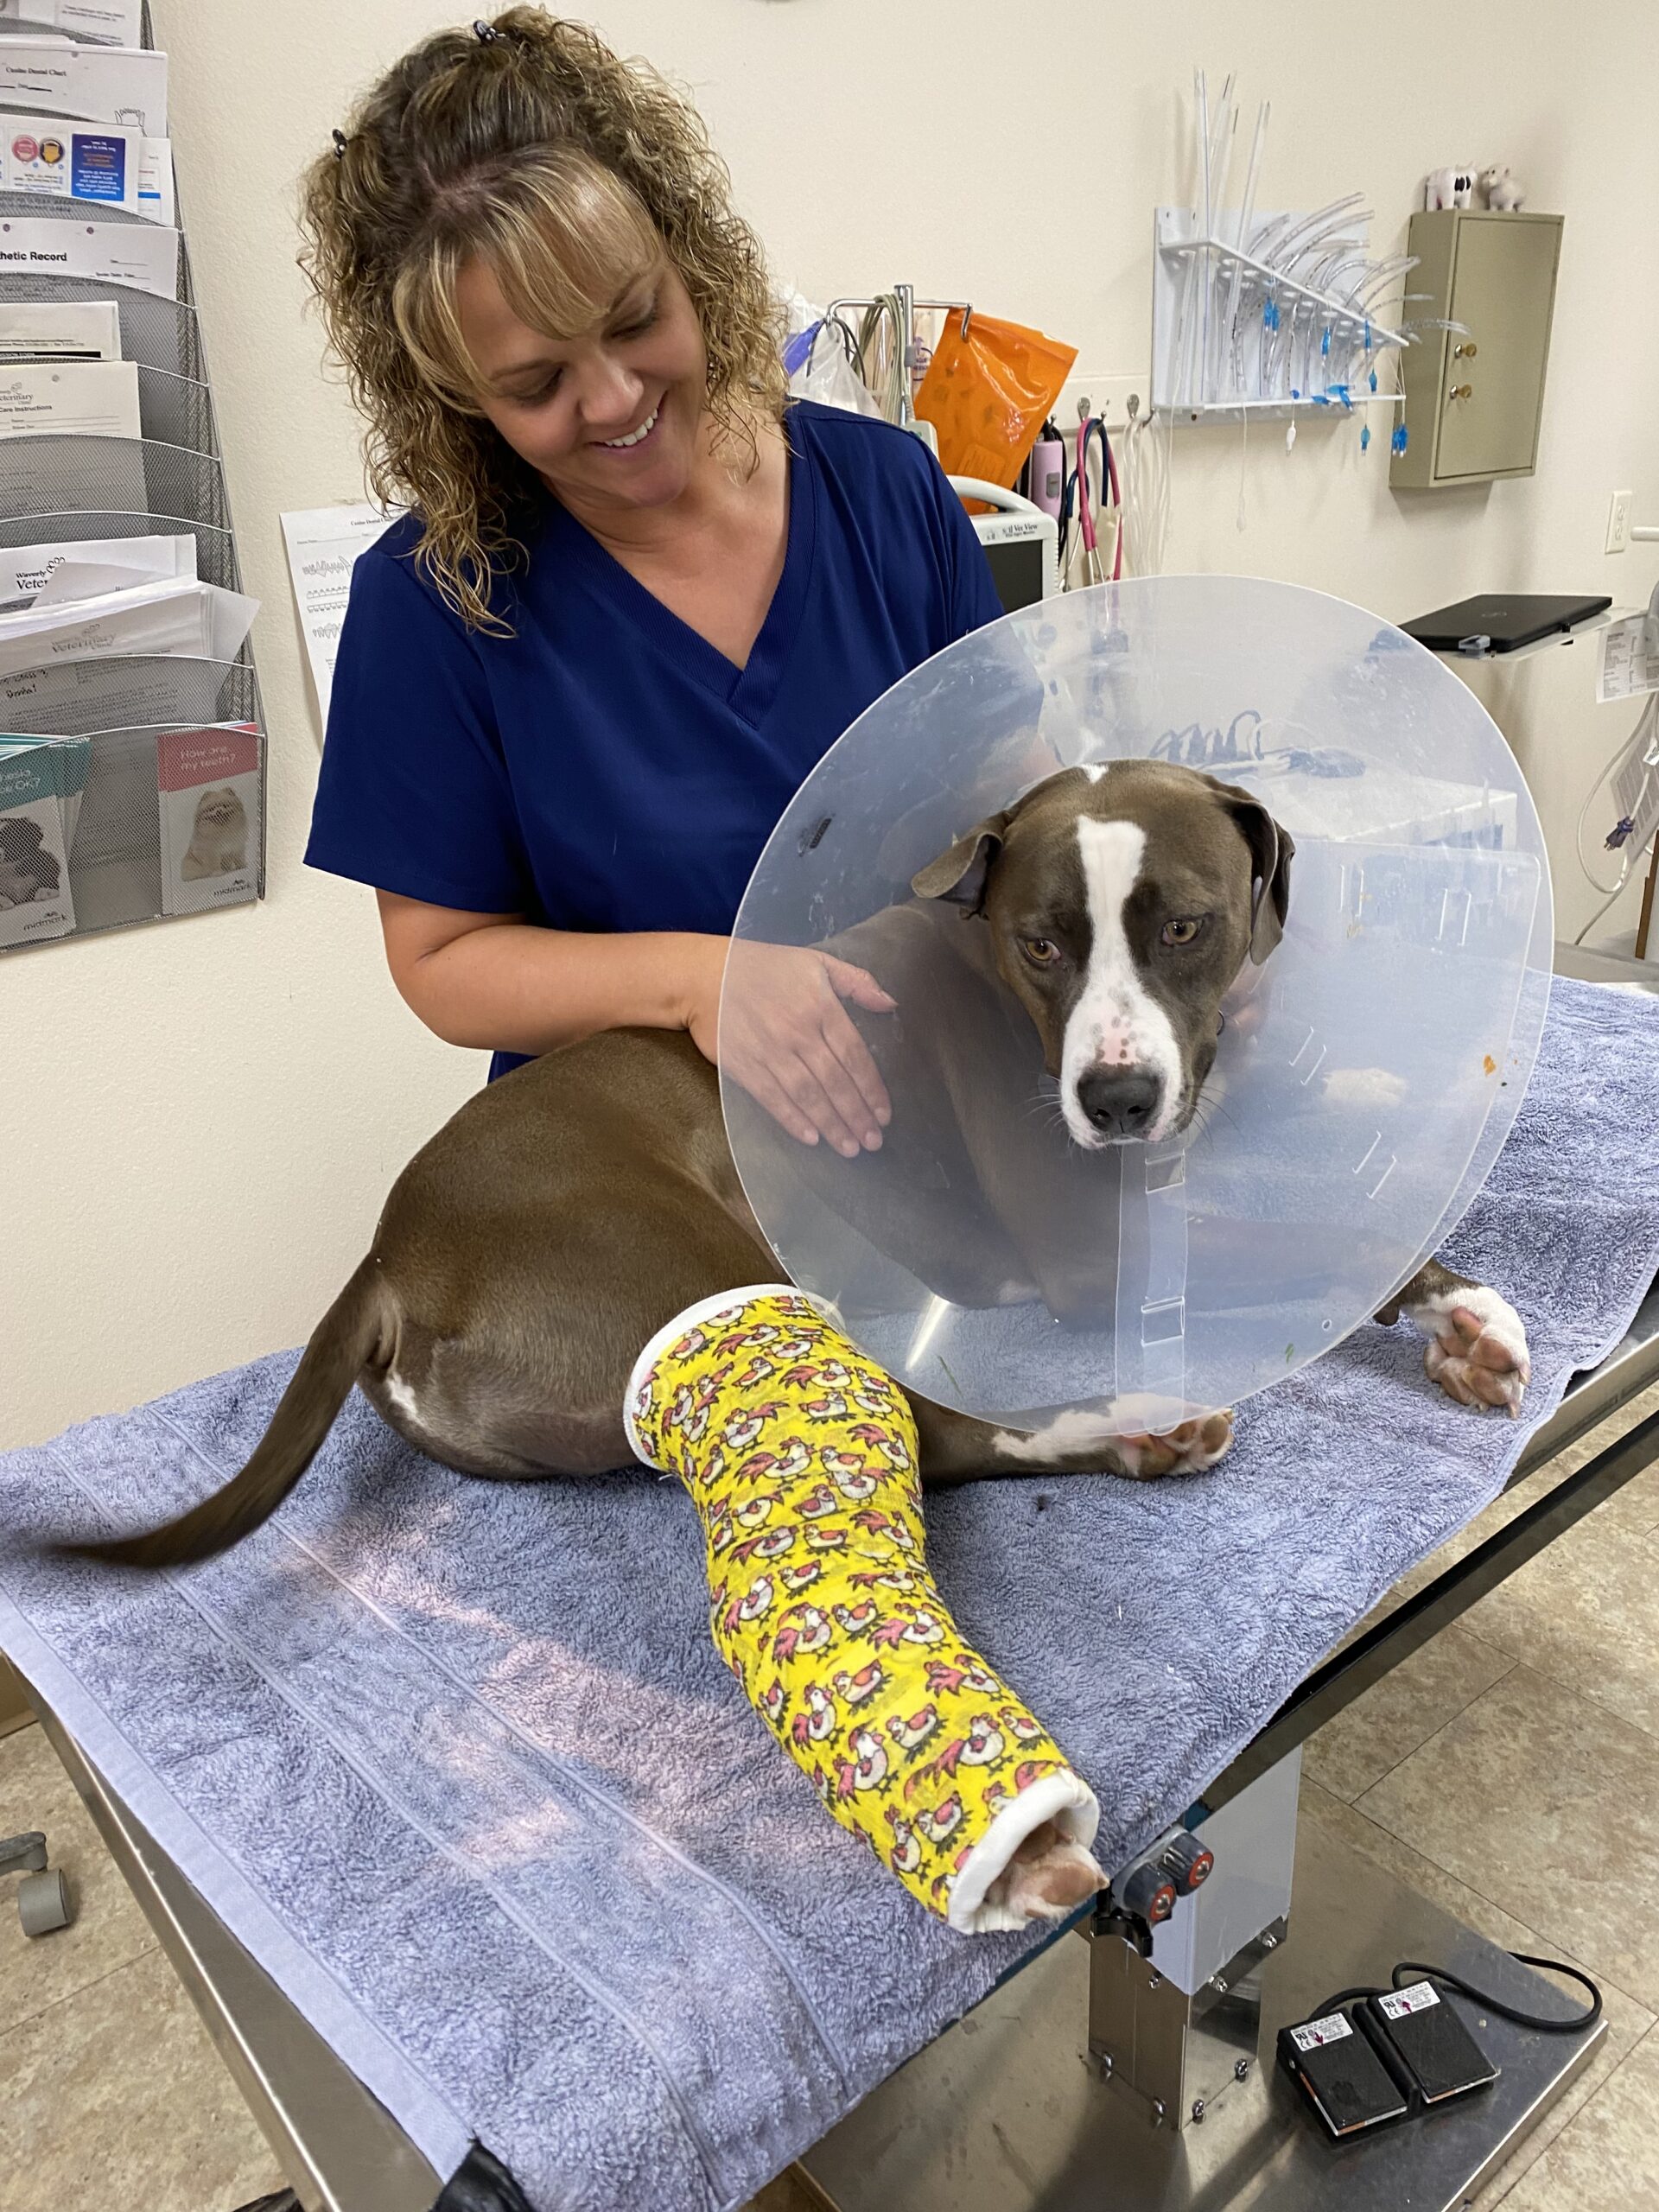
(914, 314, 1077, 497)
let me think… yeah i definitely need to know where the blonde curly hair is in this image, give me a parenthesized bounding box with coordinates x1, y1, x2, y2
(298, 9, 786, 632)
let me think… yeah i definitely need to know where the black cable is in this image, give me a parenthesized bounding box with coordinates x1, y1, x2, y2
(1313, 1956, 1602, 2037)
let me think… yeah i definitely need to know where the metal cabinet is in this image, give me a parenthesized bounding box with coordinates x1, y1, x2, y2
(1391, 210, 1563, 488)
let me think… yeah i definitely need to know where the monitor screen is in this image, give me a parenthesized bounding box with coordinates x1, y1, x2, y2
(981, 535, 1046, 614)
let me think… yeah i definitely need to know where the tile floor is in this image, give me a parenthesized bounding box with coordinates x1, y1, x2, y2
(3, 1381, 1656, 2212)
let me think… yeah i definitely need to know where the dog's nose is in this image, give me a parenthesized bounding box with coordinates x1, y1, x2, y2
(1077, 1067, 1160, 1139)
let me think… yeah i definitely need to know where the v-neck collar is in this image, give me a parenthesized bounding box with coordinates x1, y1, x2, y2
(542, 416, 817, 728)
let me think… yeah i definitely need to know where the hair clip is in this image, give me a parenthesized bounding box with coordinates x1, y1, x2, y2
(331, 128, 348, 159)
(474, 18, 501, 38)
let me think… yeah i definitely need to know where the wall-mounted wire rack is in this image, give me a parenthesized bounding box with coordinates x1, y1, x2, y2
(0, 3, 267, 957)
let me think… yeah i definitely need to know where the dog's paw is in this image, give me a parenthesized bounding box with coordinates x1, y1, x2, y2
(982, 1818, 1105, 1924)
(1116, 1408, 1235, 1478)
(1422, 1287, 1530, 1417)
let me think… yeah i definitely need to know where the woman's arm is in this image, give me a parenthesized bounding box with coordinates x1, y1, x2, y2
(378, 892, 708, 1052)
(378, 893, 894, 1157)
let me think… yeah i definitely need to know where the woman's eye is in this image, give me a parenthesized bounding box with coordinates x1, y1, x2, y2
(1161, 917, 1205, 947)
(1020, 938, 1061, 966)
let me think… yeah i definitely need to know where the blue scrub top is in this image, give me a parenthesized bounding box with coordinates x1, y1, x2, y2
(306, 398, 1004, 1075)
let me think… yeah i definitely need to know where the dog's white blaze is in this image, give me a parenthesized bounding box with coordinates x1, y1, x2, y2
(1061, 818, 1184, 1146)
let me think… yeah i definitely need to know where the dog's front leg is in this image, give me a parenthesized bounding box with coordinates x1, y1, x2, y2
(912, 1395, 1234, 1484)
(1377, 1259, 1531, 1416)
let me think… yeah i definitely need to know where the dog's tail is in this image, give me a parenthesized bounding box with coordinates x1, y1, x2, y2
(67, 1257, 389, 1570)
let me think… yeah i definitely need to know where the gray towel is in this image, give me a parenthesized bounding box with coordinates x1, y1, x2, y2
(3, 976, 1656, 2212)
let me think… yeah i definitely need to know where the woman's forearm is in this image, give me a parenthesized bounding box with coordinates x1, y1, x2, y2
(386, 907, 723, 1055)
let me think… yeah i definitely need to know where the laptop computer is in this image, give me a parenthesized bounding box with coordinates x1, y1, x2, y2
(1402, 594, 1612, 654)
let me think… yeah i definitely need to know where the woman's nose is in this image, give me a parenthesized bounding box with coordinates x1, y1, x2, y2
(578, 355, 645, 435)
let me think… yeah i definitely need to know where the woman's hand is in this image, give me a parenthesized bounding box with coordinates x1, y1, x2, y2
(683, 938, 896, 1156)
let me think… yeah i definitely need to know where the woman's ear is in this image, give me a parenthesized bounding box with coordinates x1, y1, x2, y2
(1216, 788, 1295, 962)
(910, 811, 1011, 916)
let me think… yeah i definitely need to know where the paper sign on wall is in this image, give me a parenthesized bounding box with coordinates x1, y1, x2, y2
(281, 502, 401, 727)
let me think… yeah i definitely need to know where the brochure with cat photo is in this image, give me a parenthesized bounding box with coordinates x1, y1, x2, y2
(0, 743, 74, 947)
(156, 721, 258, 917)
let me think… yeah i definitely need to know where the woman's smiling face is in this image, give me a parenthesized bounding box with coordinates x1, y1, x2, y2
(454, 251, 710, 520)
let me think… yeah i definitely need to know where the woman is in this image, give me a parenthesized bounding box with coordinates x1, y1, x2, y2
(302, 10, 1003, 1156)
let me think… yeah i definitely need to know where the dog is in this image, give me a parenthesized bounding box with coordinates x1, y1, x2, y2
(77, 760, 1529, 1574)
(180, 786, 248, 880)
(0, 817, 60, 908)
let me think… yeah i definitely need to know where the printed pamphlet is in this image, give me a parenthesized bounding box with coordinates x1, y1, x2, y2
(0, 574, 257, 678)
(0, 741, 73, 945)
(0, 114, 142, 212)
(30, 533, 196, 604)
(156, 721, 259, 916)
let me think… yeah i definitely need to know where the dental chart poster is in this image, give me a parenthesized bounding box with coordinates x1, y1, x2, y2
(281, 503, 400, 726)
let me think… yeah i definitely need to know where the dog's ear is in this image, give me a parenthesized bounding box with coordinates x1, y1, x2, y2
(1217, 788, 1294, 963)
(910, 810, 1011, 916)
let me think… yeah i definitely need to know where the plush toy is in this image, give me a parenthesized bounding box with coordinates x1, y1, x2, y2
(1426, 166, 1477, 211)
(1479, 165, 1525, 212)
(626, 1287, 1104, 1932)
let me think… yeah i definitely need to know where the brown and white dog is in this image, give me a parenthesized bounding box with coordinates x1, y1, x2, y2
(79, 759, 1529, 1574)
(71, 760, 1532, 1926)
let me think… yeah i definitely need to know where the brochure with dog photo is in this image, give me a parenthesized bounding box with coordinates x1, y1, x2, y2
(157, 721, 258, 916)
(0, 743, 74, 946)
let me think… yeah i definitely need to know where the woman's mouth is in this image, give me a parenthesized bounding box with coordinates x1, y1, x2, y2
(595, 404, 661, 452)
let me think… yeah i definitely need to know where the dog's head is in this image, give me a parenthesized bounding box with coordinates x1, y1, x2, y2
(912, 760, 1294, 1148)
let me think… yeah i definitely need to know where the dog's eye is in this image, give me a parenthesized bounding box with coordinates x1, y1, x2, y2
(1161, 917, 1205, 947)
(1020, 937, 1061, 966)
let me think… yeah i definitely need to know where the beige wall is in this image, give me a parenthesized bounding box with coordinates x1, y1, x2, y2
(4, 0, 1656, 1450)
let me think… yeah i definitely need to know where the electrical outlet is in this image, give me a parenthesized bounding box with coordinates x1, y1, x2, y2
(1607, 489, 1634, 555)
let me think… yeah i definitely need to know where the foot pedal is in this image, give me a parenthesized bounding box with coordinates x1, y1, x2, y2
(1277, 2007, 1409, 2139)
(1359, 1980, 1499, 2107)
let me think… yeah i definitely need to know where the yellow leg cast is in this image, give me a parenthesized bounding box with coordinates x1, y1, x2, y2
(625, 1286, 1102, 1932)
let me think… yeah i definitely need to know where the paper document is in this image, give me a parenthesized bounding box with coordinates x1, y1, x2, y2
(0, 114, 141, 210)
(0, 301, 121, 362)
(138, 133, 171, 225)
(0, 216, 178, 299)
(281, 501, 400, 724)
(0, 0, 142, 41)
(0, 359, 139, 440)
(1598, 612, 1659, 704)
(0, 530, 194, 605)
(157, 721, 260, 916)
(0, 572, 257, 677)
(0, 40, 168, 136)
